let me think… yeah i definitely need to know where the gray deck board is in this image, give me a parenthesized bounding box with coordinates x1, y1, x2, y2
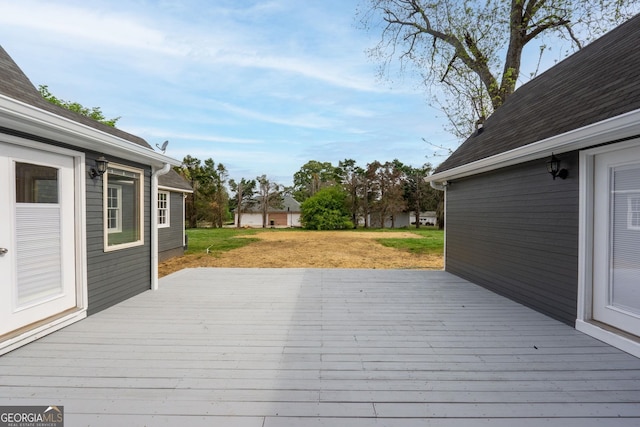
(1, 268, 639, 426)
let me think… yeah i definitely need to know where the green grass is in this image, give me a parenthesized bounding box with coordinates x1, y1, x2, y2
(376, 228, 444, 255)
(185, 228, 260, 255)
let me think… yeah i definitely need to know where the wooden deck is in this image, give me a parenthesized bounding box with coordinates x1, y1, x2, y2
(1, 268, 640, 426)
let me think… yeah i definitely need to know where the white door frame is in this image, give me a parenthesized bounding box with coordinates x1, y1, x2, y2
(0, 134, 88, 355)
(577, 137, 640, 358)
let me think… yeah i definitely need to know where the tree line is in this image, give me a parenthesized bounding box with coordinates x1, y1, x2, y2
(293, 159, 441, 230)
(176, 155, 285, 229)
(37, 84, 442, 230)
(175, 157, 442, 230)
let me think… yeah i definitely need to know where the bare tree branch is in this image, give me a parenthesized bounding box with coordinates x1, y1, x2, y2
(358, 0, 637, 144)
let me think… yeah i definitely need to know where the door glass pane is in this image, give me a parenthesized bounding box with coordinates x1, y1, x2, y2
(14, 162, 62, 306)
(15, 162, 59, 203)
(610, 164, 640, 315)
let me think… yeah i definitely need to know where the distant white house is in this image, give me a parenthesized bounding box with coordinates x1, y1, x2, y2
(235, 195, 301, 228)
(413, 211, 437, 226)
(368, 211, 437, 228)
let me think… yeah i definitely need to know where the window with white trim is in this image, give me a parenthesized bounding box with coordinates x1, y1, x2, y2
(628, 196, 640, 230)
(107, 185, 122, 232)
(104, 164, 144, 250)
(158, 190, 170, 228)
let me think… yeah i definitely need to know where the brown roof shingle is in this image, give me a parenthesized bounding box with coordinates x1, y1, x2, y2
(158, 169, 193, 192)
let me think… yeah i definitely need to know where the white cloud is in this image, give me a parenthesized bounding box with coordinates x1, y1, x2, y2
(0, 1, 181, 55)
(207, 101, 340, 130)
(0, 0, 392, 93)
(0, 0, 445, 181)
(128, 127, 263, 145)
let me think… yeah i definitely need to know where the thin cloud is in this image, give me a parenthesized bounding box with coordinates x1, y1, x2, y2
(0, 2, 179, 55)
(0, 0, 447, 185)
(1, 1, 394, 94)
(128, 127, 263, 145)
(208, 101, 340, 130)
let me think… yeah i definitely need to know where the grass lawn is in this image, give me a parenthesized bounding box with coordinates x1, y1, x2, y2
(185, 227, 444, 256)
(185, 228, 260, 255)
(376, 228, 444, 255)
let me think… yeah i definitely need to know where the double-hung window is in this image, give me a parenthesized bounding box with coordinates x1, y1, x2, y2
(158, 190, 169, 228)
(104, 164, 144, 250)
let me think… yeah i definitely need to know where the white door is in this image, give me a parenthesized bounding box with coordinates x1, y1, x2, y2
(0, 142, 77, 337)
(593, 144, 640, 336)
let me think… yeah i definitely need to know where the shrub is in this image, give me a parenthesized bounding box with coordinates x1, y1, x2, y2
(300, 186, 354, 230)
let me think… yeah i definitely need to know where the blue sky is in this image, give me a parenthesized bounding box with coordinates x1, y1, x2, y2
(0, 0, 594, 186)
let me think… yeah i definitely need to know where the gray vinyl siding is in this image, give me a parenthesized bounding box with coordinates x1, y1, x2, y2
(0, 129, 153, 316)
(158, 190, 185, 262)
(85, 152, 151, 315)
(444, 153, 579, 325)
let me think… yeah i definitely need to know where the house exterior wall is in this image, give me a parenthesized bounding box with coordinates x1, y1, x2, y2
(85, 151, 151, 315)
(236, 212, 302, 227)
(0, 129, 154, 317)
(289, 213, 302, 227)
(238, 213, 263, 227)
(158, 191, 185, 262)
(444, 153, 580, 325)
(3, 129, 151, 315)
(370, 213, 410, 228)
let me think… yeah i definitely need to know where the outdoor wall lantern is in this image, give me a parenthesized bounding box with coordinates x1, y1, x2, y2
(89, 156, 109, 179)
(546, 153, 568, 180)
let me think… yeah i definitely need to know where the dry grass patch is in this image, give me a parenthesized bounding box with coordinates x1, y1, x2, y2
(159, 229, 443, 277)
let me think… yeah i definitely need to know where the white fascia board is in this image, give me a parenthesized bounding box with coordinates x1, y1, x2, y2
(0, 95, 181, 168)
(427, 108, 640, 184)
(158, 185, 194, 194)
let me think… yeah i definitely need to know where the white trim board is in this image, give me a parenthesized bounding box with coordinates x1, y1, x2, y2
(0, 135, 88, 355)
(428, 108, 640, 184)
(0, 95, 181, 169)
(578, 138, 640, 359)
(576, 320, 640, 358)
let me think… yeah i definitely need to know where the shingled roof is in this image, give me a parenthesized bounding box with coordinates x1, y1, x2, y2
(435, 14, 640, 174)
(0, 44, 152, 149)
(243, 195, 301, 213)
(158, 169, 193, 192)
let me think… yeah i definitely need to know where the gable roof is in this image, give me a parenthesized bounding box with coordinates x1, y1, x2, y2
(0, 45, 180, 168)
(433, 14, 640, 177)
(158, 169, 193, 193)
(244, 195, 301, 213)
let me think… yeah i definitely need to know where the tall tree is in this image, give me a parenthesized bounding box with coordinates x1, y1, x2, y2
(359, 0, 636, 139)
(336, 159, 364, 228)
(402, 164, 438, 228)
(359, 162, 381, 228)
(229, 178, 257, 228)
(176, 156, 229, 228)
(373, 160, 407, 228)
(256, 175, 284, 228)
(39, 85, 120, 127)
(177, 155, 201, 228)
(210, 163, 230, 228)
(293, 160, 338, 202)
